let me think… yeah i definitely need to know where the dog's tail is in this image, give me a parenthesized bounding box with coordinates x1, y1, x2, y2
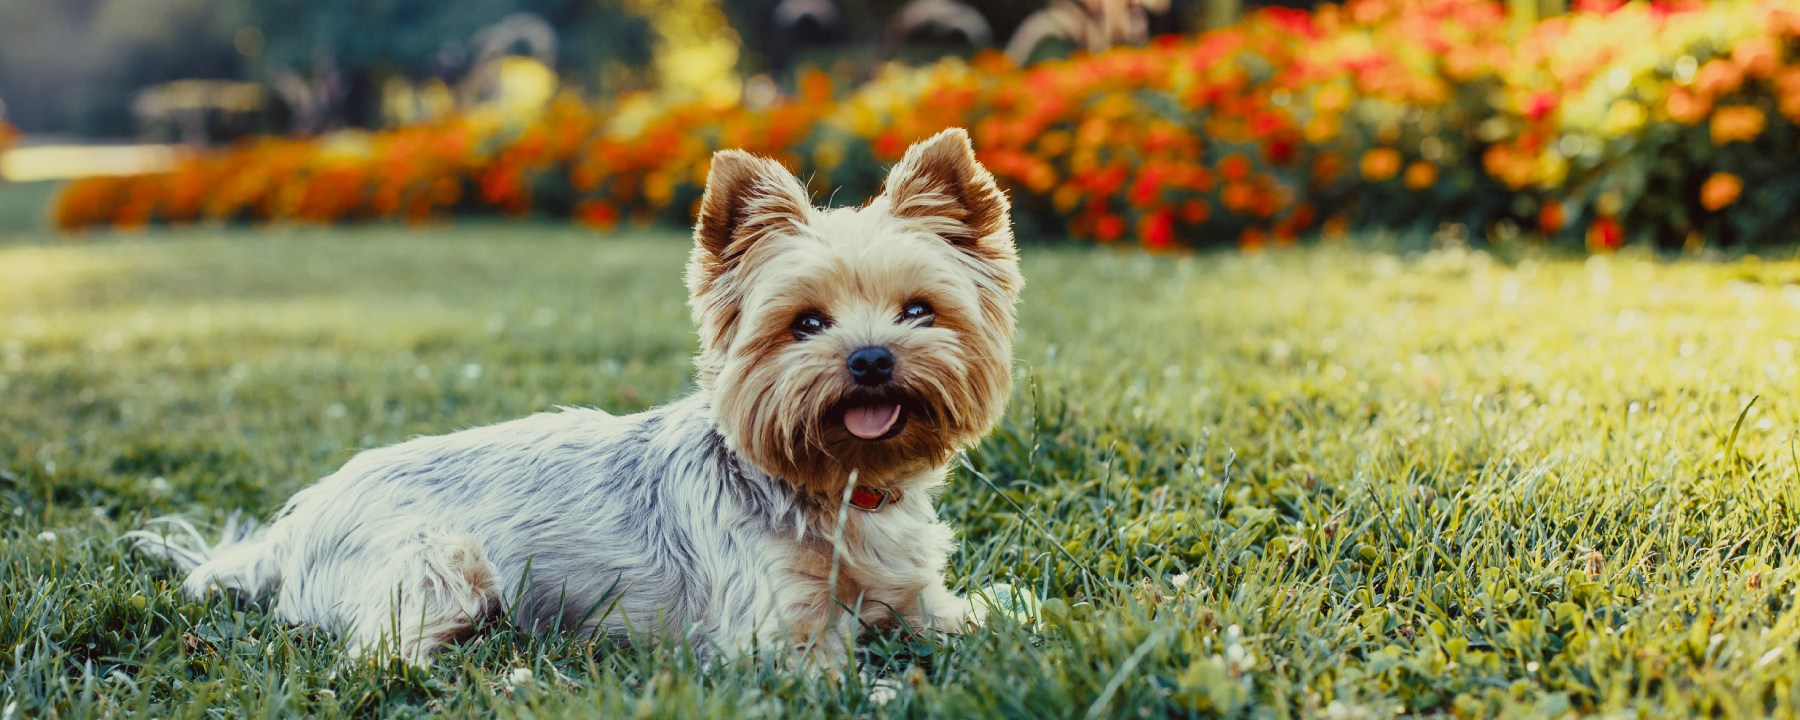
(124, 512, 281, 600)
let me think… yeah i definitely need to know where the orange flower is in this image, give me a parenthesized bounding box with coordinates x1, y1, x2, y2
(1402, 161, 1437, 190)
(1694, 59, 1744, 98)
(1776, 66, 1800, 122)
(1700, 172, 1743, 211)
(1219, 153, 1252, 182)
(798, 70, 834, 103)
(1666, 88, 1711, 125)
(1538, 199, 1565, 234)
(1180, 199, 1211, 224)
(1321, 214, 1350, 240)
(1732, 36, 1780, 78)
(1710, 106, 1767, 144)
(1221, 181, 1256, 212)
(1311, 152, 1344, 185)
(1360, 148, 1402, 181)
(1482, 145, 1534, 190)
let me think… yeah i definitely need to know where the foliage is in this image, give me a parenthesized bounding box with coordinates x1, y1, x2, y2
(0, 0, 244, 137)
(1485, 0, 1800, 248)
(50, 0, 1800, 252)
(10, 226, 1800, 715)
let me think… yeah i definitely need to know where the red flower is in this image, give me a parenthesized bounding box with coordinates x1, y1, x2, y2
(577, 200, 619, 230)
(1524, 91, 1558, 121)
(1139, 210, 1176, 250)
(1586, 216, 1624, 252)
(1094, 213, 1126, 242)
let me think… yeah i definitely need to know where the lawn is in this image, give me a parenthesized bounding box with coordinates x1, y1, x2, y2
(6, 224, 1800, 717)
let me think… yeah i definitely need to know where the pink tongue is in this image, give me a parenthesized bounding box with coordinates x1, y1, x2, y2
(844, 404, 902, 439)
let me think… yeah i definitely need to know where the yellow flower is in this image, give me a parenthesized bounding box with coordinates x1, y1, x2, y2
(1603, 100, 1647, 136)
(644, 171, 674, 206)
(812, 139, 845, 171)
(1710, 106, 1766, 145)
(1304, 115, 1340, 144)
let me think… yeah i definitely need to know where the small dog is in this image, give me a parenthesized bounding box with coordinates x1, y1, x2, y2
(129, 128, 1023, 667)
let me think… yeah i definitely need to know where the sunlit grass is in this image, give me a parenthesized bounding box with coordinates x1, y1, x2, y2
(6, 225, 1800, 716)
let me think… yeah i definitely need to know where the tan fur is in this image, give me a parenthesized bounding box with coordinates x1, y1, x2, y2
(688, 128, 1023, 499)
(133, 129, 1016, 674)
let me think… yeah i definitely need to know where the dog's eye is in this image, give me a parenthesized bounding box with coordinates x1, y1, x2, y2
(899, 301, 935, 326)
(791, 312, 830, 340)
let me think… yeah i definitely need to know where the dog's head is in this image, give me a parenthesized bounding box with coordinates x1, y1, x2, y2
(686, 128, 1023, 495)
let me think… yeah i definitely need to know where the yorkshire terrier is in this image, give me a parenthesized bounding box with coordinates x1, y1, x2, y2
(129, 128, 1023, 667)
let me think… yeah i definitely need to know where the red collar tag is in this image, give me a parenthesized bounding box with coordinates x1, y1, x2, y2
(848, 486, 901, 512)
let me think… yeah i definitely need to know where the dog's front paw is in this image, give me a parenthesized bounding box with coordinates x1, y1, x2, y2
(931, 597, 985, 634)
(914, 587, 982, 634)
(956, 593, 988, 630)
(867, 676, 904, 706)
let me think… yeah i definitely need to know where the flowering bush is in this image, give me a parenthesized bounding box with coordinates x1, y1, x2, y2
(50, 0, 1800, 252)
(0, 120, 18, 158)
(1482, 1, 1800, 249)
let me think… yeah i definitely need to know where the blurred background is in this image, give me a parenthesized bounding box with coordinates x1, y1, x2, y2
(0, 0, 1223, 148)
(8, 0, 1795, 254)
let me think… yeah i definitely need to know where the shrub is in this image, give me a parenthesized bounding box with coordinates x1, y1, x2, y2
(51, 0, 1800, 253)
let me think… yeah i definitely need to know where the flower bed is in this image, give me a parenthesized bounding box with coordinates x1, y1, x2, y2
(52, 0, 1800, 252)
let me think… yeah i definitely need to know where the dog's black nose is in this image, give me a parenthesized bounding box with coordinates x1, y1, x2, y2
(847, 346, 895, 386)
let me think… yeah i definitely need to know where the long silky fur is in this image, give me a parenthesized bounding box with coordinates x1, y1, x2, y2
(127, 128, 1022, 667)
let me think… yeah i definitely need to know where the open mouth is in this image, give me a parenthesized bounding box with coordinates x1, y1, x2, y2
(841, 402, 908, 441)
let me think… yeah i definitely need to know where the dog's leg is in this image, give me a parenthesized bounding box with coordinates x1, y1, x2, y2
(914, 581, 986, 633)
(331, 528, 502, 666)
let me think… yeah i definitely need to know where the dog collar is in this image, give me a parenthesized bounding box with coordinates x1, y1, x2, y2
(848, 486, 902, 512)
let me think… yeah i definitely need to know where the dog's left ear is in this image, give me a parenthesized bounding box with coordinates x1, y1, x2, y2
(879, 128, 1012, 250)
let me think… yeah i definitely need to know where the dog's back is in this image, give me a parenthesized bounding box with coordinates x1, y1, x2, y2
(133, 398, 805, 659)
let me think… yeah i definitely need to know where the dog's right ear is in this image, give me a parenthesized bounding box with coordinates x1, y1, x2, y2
(693, 150, 812, 265)
(688, 151, 812, 367)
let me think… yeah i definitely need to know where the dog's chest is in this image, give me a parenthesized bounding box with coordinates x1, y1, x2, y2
(775, 510, 942, 623)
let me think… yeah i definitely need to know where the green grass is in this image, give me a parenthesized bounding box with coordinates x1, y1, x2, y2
(8, 224, 1800, 717)
(0, 181, 57, 236)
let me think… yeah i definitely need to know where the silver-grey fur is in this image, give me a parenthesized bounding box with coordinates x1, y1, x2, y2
(128, 394, 975, 664)
(125, 128, 1020, 668)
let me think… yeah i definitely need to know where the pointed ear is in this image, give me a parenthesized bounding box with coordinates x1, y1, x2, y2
(694, 150, 812, 264)
(878, 128, 1011, 247)
(687, 150, 812, 361)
